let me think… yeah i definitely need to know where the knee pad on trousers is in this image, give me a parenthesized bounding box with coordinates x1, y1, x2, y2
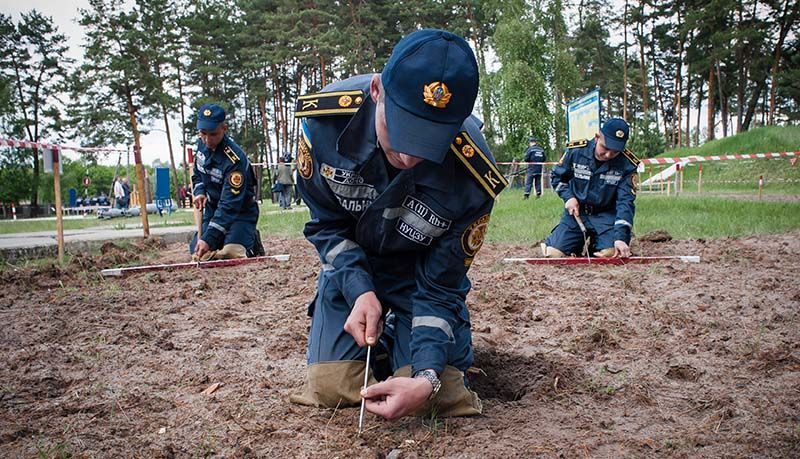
(289, 360, 377, 408)
(214, 243, 246, 260)
(593, 247, 616, 258)
(541, 243, 566, 258)
(394, 365, 482, 417)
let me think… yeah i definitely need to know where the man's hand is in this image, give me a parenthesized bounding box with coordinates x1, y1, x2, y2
(344, 291, 383, 347)
(565, 197, 580, 216)
(361, 376, 432, 420)
(195, 238, 211, 259)
(614, 240, 631, 258)
(193, 194, 206, 210)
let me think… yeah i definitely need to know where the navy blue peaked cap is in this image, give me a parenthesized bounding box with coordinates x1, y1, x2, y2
(600, 117, 630, 152)
(381, 29, 479, 163)
(197, 103, 226, 130)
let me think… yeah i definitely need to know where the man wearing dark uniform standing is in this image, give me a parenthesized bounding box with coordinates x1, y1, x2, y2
(290, 29, 507, 420)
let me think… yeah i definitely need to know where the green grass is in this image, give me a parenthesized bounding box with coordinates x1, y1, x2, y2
(258, 206, 309, 238)
(0, 211, 196, 234)
(489, 190, 800, 243)
(643, 125, 800, 194)
(3, 185, 798, 245)
(664, 125, 800, 157)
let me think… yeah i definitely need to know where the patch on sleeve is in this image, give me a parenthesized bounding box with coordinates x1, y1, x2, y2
(451, 132, 508, 199)
(630, 173, 638, 195)
(295, 90, 365, 118)
(461, 214, 491, 257)
(228, 171, 243, 195)
(297, 130, 313, 179)
(229, 171, 243, 188)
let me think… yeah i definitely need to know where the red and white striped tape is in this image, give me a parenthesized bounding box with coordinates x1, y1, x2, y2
(497, 152, 798, 167)
(0, 137, 127, 153)
(641, 151, 798, 165)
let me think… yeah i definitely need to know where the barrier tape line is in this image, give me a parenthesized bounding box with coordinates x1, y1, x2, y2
(497, 151, 798, 167)
(0, 137, 127, 154)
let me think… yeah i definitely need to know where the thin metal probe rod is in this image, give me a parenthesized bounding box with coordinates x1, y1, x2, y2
(358, 345, 371, 435)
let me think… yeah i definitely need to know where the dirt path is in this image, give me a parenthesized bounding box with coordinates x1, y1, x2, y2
(1, 233, 798, 458)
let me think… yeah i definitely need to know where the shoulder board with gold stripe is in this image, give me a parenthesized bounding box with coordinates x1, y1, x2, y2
(450, 132, 508, 199)
(223, 146, 239, 164)
(622, 148, 640, 166)
(294, 90, 366, 118)
(566, 139, 588, 149)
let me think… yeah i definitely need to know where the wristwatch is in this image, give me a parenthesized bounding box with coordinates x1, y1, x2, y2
(413, 369, 441, 399)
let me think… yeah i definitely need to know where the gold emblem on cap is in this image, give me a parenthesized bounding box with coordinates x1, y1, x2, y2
(355, 96, 363, 105)
(203, 109, 212, 116)
(338, 95, 353, 108)
(455, 137, 463, 145)
(615, 129, 625, 138)
(462, 145, 475, 158)
(423, 82, 452, 108)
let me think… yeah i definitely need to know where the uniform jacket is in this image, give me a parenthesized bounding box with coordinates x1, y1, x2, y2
(523, 144, 546, 173)
(192, 135, 258, 249)
(550, 138, 638, 242)
(296, 74, 505, 375)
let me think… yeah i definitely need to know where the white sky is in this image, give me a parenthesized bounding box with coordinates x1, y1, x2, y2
(2, 0, 733, 167)
(1, 0, 183, 167)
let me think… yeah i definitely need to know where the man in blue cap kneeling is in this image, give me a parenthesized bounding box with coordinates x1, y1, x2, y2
(290, 29, 508, 420)
(190, 103, 263, 260)
(542, 117, 640, 258)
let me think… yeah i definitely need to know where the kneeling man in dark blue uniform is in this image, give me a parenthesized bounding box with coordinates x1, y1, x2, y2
(190, 104, 261, 260)
(290, 29, 507, 420)
(543, 118, 639, 258)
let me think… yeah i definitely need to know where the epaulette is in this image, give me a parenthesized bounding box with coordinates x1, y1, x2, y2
(223, 145, 239, 164)
(622, 148, 640, 166)
(566, 139, 588, 149)
(295, 90, 366, 118)
(450, 132, 508, 199)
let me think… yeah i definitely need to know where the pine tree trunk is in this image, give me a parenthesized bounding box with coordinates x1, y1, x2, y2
(707, 65, 715, 141)
(623, 0, 629, 120)
(715, 60, 728, 137)
(696, 79, 703, 145)
(177, 64, 188, 187)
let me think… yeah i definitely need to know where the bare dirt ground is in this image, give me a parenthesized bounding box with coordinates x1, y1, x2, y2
(1, 233, 798, 458)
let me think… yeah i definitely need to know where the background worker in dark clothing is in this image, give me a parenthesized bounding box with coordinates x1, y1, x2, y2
(523, 137, 546, 199)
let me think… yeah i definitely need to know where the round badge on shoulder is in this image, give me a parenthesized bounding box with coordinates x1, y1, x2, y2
(229, 171, 244, 188)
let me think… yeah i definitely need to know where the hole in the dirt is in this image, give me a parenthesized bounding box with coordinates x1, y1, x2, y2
(468, 346, 576, 402)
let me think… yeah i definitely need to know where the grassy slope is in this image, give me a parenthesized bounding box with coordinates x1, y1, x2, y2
(646, 126, 800, 194)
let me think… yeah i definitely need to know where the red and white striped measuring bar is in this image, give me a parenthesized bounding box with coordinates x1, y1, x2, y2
(0, 137, 127, 153)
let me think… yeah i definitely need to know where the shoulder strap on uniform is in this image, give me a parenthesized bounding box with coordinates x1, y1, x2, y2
(223, 145, 239, 164)
(451, 132, 508, 199)
(295, 90, 366, 118)
(566, 139, 588, 149)
(622, 148, 640, 166)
